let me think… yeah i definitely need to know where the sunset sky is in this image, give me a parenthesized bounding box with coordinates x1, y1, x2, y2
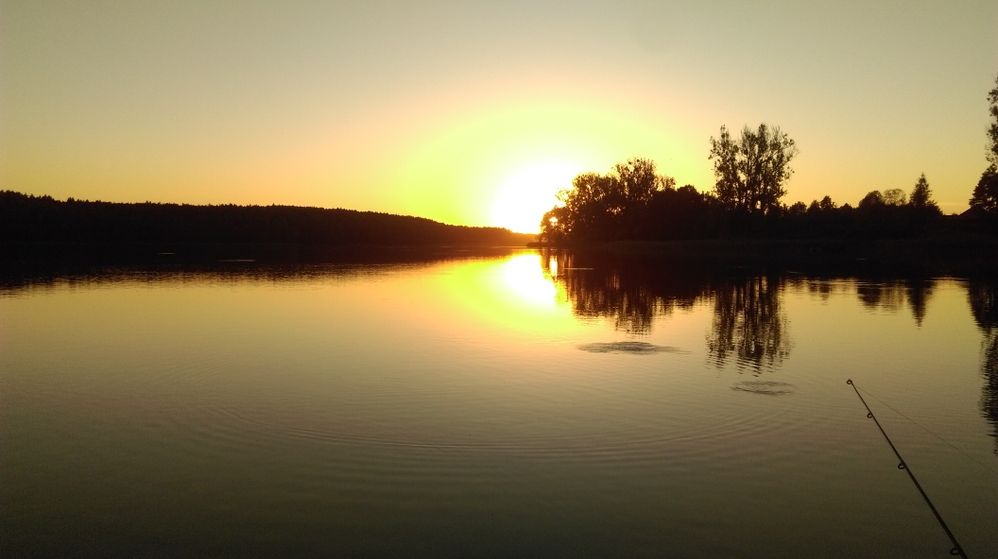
(2, 1, 997, 232)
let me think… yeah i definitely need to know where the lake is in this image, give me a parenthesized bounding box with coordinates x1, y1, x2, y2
(2, 248, 996, 558)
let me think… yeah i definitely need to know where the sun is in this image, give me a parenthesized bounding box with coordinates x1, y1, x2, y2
(490, 160, 581, 233)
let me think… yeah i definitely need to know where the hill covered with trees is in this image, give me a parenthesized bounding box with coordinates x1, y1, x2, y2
(0, 192, 532, 259)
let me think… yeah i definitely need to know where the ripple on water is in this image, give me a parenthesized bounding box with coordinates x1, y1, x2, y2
(731, 380, 797, 396)
(577, 341, 685, 354)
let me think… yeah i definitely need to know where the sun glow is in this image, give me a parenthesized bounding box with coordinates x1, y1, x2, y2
(490, 160, 582, 233)
(498, 253, 560, 309)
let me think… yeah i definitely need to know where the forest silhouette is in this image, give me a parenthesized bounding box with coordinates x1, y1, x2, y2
(0, 191, 532, 263)
(538, 153, 990, 244)
(539, 75, 998, 244)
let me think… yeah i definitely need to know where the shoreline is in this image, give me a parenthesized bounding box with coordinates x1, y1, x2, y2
(2, 235, 996, 276)
(528, 236, 998, 275)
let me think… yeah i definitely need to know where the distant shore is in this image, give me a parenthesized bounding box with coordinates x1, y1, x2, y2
(0, 191, 535, 260)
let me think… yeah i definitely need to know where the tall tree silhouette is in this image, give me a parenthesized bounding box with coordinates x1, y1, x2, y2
(708, 124, 797, 215)
(988, 73, 998, 167)
(909, 173, 937, 210)
(969, 166, 998, 214)
(970, 73, 998, 214)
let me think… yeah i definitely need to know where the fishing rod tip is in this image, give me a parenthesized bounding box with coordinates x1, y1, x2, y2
(846, 379, 853, 385)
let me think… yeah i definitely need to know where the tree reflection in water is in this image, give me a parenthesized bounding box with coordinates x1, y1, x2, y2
(967, 280, 998, 452)
(540, 250, 791, 373)
(707, 274, 791, 372)
(540, 250, 707, 334)
(856, 278, 935, 326)
(541, 250, 998, 427)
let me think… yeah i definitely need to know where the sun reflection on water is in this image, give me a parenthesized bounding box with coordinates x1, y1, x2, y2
(498, 253, 560, 309)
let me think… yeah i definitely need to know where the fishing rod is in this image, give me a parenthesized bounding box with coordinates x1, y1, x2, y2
(845, 379, 968, 558)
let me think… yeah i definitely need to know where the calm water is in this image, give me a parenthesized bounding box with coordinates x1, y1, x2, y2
(2, 249, 996, 558)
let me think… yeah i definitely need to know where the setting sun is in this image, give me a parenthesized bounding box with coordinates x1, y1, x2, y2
(490, 160, 582, 233)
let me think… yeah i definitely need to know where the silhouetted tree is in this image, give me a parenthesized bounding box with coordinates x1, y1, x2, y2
(539, 158, 674, 242)
(882, 188, 907, 206)
(858, 190, 885, 210)
(909, 173, 937, 212)
(988, 73, 998, 167)
(969, 165, 998, 214)
(615, 158, 673, 206)
(539, 206, 569, 244)
(708, 124, 797, 215)
(969, 74, 998, 215)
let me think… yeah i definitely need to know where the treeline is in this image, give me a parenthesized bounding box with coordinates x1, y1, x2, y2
(540, 74, 998, 243)
(539, 158, 989, 242)
(0, 191, 532, 247)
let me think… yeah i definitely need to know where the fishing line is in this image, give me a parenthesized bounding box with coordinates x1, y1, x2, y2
(846, 379, 969, 558)
(857, 386, 997, 475)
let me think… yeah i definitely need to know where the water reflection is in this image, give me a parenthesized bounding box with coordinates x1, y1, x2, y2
(856, 278, 935, 326)
(539, 250, 998, 444)
(706, 275, 791, 372)
(541, 250, 791, 373)
(805, 279, 838, 302)
(967, 280, 998, 451)
(540, 251, 707, 334)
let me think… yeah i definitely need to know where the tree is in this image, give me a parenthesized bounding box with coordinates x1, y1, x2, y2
(988, 74, 998, 167)
(882, 188, 907, 206)
(614, 158, 673, 205)
(858, 190, 884, 210)
(708, 123, 797, 215)
(970, 74, 998, 214)
(540, 158, 674, 241)
(909, 173, 938, 211)
(539, 206, 568, 243)
(970, 165, 998, 213)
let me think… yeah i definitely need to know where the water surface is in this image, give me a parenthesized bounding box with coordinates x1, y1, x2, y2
(2, 250, 996, 557)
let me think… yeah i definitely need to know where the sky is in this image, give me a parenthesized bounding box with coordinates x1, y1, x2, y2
(1, 1, 997, 232)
